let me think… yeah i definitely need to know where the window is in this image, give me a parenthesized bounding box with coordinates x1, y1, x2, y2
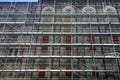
(103, 6, 117, 14)
(82, 6, 96, 14)
(62, 6, 75, 14)
(42, 6, 55, 14)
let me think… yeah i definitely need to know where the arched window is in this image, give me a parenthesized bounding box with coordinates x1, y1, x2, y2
(42, 6, 55, 14)
(62, 6, 75, 32)
(103, 6, 117, 14)
(62, 6, 75, 14)
(41, 6, 54, 32)
(82, 6, 96, 14)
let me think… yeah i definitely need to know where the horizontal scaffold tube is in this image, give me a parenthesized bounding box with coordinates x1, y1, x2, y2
(0, 69, 119, 72)
(0, 14, 120, 17)
(0, 55, 119, 59)
(0, 22, 119, 25)
(0, 43, 120, 47)
(0, 32, 120, 36)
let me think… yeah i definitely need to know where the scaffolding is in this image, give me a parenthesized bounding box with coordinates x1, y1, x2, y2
(0, 0, 120, 80)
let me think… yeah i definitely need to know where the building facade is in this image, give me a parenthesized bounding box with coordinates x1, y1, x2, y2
(0, 0, 120, 80)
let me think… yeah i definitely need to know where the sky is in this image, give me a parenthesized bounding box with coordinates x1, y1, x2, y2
(0, 0, 38, 2)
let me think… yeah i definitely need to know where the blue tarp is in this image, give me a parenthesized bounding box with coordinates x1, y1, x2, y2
(0, 0, 38, 2)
